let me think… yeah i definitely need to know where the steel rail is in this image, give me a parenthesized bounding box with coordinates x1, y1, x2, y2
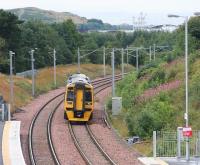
(86, 124, 116, 165)
(68, 76, 119, 165)
(28, 73, 126, 165)
(47, 99, 64, 165)
(28, 93, 64, 165)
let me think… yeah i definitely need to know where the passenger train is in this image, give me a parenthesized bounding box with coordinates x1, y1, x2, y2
(64, 73, 94, 122)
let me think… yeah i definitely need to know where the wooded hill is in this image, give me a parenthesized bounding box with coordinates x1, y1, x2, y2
(8, 7, 87, 24)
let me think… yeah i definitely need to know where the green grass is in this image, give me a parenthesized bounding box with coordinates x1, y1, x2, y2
(106, 50, 200, 155)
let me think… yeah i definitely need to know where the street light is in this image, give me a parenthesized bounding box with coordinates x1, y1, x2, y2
(194, 12, 200, 16)
(9, 51, 15, 112)
(168, 14, 189, 161)
(53, 49, 56, 87)
(30, 48, 37, 97)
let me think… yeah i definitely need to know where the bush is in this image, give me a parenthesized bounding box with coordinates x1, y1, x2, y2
(137, 62, 158, 79)
(148, 69, 166, 88)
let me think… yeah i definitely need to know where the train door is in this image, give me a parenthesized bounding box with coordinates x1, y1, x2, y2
(75, 89, 83, 110)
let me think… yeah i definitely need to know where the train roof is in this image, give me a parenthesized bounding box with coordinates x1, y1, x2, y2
(67, 73, 91, 85)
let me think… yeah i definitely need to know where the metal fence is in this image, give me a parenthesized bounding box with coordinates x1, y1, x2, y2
(0, 96, 9, 121)
(154, 129, 200, 158)
(16, 69, 38, 78)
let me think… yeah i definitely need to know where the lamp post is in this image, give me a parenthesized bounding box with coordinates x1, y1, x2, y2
(168, 14, 189, 161)
(121, 48, 124, 78)
(77, 47, 80, 73)
(30, 48, 37, 97)
(103, 46, 106, 77)
(9, 51, 15, 111)
(53, 49, 56, 87)
(194, 12, 200, 16)
(153, 44, 156, 60)
(149, 46, 152, 61)
(111, 48, 115, 97)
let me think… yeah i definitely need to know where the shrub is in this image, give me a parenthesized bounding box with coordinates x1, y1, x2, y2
(148, 69, 166, 88)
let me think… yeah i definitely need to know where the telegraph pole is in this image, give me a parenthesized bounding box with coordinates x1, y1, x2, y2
(30, 49, 35, 97)
(121, 48, 124, 78)
(78, 47, 80, 73)
(149, 46, 152, 61)
(153, 44, 156, 61)
(112, 48, 115, 97)
(9, 51, 15, 111)
(184, 16, 189, 161)
(126, 46, 129, 65)
(103, 46, 106, 77)
(53, 49, 56, 87)
(136, 48, 139, 71)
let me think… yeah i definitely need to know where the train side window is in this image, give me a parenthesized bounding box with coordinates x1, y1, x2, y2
(67, 91, 74, 101)
(85, 91, 92, 102)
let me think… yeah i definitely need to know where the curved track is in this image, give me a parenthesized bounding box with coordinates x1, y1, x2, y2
(67, 76, 120, 165)
(28, 94, 64, 165)
(28, 74, 124, 165)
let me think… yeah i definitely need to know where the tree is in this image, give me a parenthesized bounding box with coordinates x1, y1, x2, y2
(53, 20, 82, 58)
(188, 16, 200, 39)
(15, 20, 68, 72)
(0, 10, 23, 73)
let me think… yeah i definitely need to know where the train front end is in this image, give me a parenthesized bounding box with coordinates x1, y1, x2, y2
(64, 74, 94, 122)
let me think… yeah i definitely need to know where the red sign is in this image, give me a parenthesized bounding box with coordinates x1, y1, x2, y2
(182, 127, 192, 137)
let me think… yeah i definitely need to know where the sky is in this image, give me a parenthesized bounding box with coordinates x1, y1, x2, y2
(1, 0, 200, 25)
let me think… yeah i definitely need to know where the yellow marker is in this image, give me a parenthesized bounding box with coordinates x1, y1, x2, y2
(2, 121, 12, 165)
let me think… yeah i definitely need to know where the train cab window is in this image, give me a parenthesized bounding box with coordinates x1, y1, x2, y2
(67, 91, 74, 101)
(85, 91, 92, 102)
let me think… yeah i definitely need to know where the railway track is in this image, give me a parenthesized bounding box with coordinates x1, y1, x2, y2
(28, 94, 64, 165)
(28, 74, 125, 165)
(68, 123, 116, 165)
(67, 76, 119, 165)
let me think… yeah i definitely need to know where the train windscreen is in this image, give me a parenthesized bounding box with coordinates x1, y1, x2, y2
(67, 91, 74, 101)
(85, 91, 92, 102)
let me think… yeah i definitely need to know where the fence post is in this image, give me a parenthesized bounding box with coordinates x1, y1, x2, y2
(196, 131, 200, 157)
(153, 131, 157, 158)
(177, 127, 182, 158)
(2, 104, 4, 121)
(8, 104, 11, 121)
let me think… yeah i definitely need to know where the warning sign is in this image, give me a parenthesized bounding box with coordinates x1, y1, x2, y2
(182, 127, 192, 137)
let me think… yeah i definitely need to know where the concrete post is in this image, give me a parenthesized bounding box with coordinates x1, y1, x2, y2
(136, 48, 139, 71)
(149, 46, 152, 61)
(112, 48, 115, 97)
(153, 131, 157, 158)
(153, 44, 156, 61)
(8, 104, 11, 121)
(30, 50, 35, 97)
(177, 127, 182, 158)
(78, 47, 80, 73)
(2, 104, 4, 121)
(53, 49, 56, 87)
(121, 48, 124, 78)
(103, 46, 106, 77)
(9, 51, 14, 111)
(126, 46, 129, 65)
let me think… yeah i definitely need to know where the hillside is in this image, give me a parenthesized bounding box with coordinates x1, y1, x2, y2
(105, 52, 200, 155)
(106, 49, 200, 149)
(7, 7, 87, 24)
